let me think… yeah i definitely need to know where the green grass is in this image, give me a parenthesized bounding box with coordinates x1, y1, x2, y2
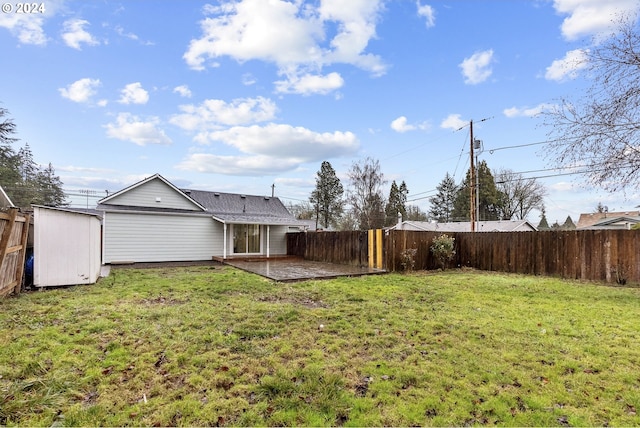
(2, 265, 640, 426)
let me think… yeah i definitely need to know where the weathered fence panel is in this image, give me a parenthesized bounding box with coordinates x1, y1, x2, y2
(287, 231, 369, 267)
(290, 229, 640, 284)
(0, 208, 31, 297)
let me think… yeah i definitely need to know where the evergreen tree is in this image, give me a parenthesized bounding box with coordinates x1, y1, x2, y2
(428, 172, 457, 222)
(452, 160, 501, 221)
(537, 208, 550, 230)
(37, 163, 67, 206)
(385, 180, 408, 226)
(406, 204, 428, 221)
(309, 161, 344, 229)
(561, 215, 576, 230)
(0, 107, 67, 209)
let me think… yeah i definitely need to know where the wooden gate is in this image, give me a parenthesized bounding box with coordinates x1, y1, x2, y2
(0, 208, 31, 297)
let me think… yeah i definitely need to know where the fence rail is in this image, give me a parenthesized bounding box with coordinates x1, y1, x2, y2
(0, 208, 30, 297)
(288, 229, 640, 284)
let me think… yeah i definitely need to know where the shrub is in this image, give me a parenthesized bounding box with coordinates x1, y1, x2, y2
(400, 248, 418, 272)
(430, 234, 456, 270)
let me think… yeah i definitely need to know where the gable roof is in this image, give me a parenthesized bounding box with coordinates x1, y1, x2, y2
(577, 211, 640, 229)
(184, 189, 300, 225)
(389, 220, 537, 232)
(98, 174, 206, 211)
(580, 215, 640, 230)
(96, 173, 302, 226)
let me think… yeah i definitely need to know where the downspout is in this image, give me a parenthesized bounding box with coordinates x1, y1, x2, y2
(101, 211, 106, 265)
(223, 221, 227, 259)
(267, 225, 270, 258)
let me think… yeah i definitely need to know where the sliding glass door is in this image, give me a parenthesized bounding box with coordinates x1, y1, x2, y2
(232, 224, 261, 254)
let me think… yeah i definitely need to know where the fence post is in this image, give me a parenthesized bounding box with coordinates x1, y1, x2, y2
(0, 208, 18, 270)
(13, 213, 30, 294)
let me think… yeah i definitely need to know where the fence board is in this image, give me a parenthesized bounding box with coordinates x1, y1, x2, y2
(0, 208, 30, 298)
(288, 229, 640, 284)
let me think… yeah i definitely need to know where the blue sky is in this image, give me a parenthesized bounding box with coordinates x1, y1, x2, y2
(1, 0, 639, 224)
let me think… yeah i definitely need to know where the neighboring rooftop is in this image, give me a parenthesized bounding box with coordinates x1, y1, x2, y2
(576, 211, 640, 229)
(388, 220, 537, 232)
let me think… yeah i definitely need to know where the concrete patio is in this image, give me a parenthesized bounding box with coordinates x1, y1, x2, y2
(223, 257, 385, 282)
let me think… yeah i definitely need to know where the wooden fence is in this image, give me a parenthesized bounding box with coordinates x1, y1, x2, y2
(0, 208, 31, 297)
(288, 229, 640, 284)
(287, 230, 369, 267)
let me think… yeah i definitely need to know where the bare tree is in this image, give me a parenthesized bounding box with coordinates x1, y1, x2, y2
(346, 157, 386, 230)
(542, 15, 640, 192)
(495, 168, 546, 220)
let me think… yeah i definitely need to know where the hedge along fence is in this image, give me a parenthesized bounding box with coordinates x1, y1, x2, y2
(289, 229, 640, 284)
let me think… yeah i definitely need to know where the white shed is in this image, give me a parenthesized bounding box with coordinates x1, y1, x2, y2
(34, 205, 102, 287)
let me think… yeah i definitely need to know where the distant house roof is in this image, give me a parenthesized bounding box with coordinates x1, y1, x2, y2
(388, 220, 537, 232)
(578, 215, 640, 230)
(577, 211, 640, 229)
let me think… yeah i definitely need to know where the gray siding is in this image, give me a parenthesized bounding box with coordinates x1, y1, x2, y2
(106, 178, 202, 211)
(104, 212, 222, 263)
(266, 225, 287, 255)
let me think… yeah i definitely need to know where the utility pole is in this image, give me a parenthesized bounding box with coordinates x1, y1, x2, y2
(469, 120, 476, 232)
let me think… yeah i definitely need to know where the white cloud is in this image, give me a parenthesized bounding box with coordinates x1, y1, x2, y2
(183, 0, 386, 95)
(0, 12, 47, 45)
(545, 48, 589, 81)
(390, 116, 430, 133)
(503, 103, 554, 118)
(416, 2, 435, 28)
(59, 78, 101, 103)
(177, 153, 301, 176)
(440, 113, 467, 131)
(118, 82, 149, 105)
(113, 25, 153, 45)
(274, 72, 344, 95)
(173, 85, 192, 98)
(61, 19, 99, 50)
(459, 49, 494, 85)
(170, 96, 278, 132)
(177, 123, 359, 176)
(242, 73, 257, 86)
(104, 113, 171, 146)
(553, 0, 640, 41)
(549, 181, 577, 192)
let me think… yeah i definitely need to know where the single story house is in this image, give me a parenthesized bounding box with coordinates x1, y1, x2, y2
(388, 219, 537, 232)
(577, 211, 640, 230)
(578, 215, 640, 230)
(97, 174, 305, 264)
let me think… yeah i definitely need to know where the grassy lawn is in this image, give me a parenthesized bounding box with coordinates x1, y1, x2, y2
(1, 266, 640, 426)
